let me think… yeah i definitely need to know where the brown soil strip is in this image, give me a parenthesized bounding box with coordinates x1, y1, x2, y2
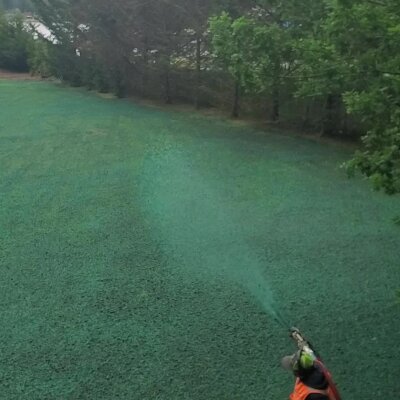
(0, 70, 40, 80)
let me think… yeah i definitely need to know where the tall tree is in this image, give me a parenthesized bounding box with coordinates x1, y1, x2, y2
(297, 0, 400, 193)
(0, 11, 33, 71)
(210, 4, 296, 120)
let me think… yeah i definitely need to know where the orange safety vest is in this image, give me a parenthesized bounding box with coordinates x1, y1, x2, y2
(290, 378, 337, 400)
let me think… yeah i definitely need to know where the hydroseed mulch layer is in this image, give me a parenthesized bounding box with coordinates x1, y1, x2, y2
(0, 81, 399, 400)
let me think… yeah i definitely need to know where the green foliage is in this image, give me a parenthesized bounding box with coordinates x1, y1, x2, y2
(0, 11, 33, 72)
(91, 63, 109, 93)
(211, 13, 291, 91)
(325, 0, 400, 194)
(209, 13, 250, 86)
(27, 39, 52, 77)
(210, 1, 332, 120)
(210, 11, 294, 120)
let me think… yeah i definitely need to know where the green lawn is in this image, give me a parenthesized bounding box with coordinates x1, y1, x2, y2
(0, 80, 399, 399)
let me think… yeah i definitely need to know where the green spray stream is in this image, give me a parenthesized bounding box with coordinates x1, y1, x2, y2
(140, 147, 290, 328)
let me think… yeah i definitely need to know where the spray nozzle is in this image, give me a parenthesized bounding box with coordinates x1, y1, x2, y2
(290, 326, 300, 335)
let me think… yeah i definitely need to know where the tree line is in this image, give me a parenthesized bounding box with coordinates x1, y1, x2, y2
(1, 0, 399, 195)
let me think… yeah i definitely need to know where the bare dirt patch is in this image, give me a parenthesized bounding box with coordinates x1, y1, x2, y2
(0, 70, 40, 80)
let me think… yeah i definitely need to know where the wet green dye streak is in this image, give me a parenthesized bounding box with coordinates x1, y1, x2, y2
(0, 81, 399, 399)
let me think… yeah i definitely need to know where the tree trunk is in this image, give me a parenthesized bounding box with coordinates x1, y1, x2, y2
(165, 68, 172, 104)
(142, 36, 149, 97)
(232, 81, 240, 118)
(323, 94, 340, 136)
(271, 83, 280, 122)
(163, 52, 172, 104)
(194, 34, 202, 109)
(271, 64, 280, 122)
(302, 102, 311, 129)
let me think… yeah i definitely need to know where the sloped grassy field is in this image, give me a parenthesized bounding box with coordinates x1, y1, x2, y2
(0, 81, 399, 399)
